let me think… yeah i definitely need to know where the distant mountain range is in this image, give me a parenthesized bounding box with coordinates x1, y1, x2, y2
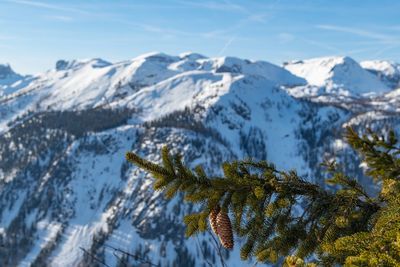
(0, 52, 399, 266)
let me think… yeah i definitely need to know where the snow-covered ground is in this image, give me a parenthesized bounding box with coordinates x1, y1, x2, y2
(283, 56, 389, 96)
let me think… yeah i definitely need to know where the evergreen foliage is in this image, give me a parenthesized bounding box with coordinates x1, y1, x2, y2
(125, 127, 400, 266)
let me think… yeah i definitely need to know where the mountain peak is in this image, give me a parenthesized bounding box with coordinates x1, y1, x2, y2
(209, 56, 306, 87)
(360, 60, 400, 89)
(179, 51, 206, 60)
(284, 56, 389, 95)
(361, 60, 399, 73)
(0, 64, 18, 79)
(131, 52, 180, 63)
(0, 64, 24, 88)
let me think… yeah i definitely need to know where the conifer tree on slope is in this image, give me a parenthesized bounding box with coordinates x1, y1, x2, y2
(126, 127, 400, 266)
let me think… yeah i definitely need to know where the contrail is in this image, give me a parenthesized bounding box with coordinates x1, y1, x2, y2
(218, 37, 236, 56)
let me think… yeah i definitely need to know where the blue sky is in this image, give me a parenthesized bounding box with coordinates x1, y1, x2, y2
(0, 0, 399, 74)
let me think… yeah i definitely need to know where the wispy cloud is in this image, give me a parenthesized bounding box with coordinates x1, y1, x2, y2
(300, 37, 343, 54)
(121, 21, 204, 39)
(372, 44, 400, 58)
(316, 24, 399, 43)
(44, 15, 74, 22)
(6, 0, 89, 15)
(114, 3, 188, 10)
(316, 24, 400, 60)
(174, 0, 271, 24)
(169, 0, 281, 56)
(174, 0, 247, 13)
(113, 18, 237, 41)
(346, 46, 382, 55)
(242, 0, 281, 24)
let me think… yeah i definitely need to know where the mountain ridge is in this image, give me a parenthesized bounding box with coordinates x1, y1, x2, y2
(0, 52, 398, 266)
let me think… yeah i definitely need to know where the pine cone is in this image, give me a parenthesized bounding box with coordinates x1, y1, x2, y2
(216, 211, 234, 249)
(209, 206, 220, 236)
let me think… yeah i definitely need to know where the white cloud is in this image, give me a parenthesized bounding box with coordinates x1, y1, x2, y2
(316, 24, 399, 43)
(372, 44, 400, 58)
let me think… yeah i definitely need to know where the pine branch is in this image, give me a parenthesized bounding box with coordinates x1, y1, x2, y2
(345, 127, 400, 182)
(126, 147, 379, 263)
(125, 127, 400, 265)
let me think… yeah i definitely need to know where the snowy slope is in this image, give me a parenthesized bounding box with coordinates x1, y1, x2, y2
(0, 53, 300, 112)
(284, 56, 389, 96)
(361, 60, 400, 89)
(0, 52, 398, 267)
(0, 64, 35, 96)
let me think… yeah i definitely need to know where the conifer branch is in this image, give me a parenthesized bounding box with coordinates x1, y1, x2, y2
(125, 127, 400, 265)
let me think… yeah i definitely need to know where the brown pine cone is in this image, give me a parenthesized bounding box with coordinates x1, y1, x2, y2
(209, 206, 220, 236)
(216, 211, 234, 249)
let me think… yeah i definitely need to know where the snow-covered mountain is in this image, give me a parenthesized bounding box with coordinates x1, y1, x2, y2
(283, 56, 390, 97)
(0, 64, 21, 82)
(0, 52, 398, 266)
(0, 64, 28, 94)
(361, 60, 400, 90)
